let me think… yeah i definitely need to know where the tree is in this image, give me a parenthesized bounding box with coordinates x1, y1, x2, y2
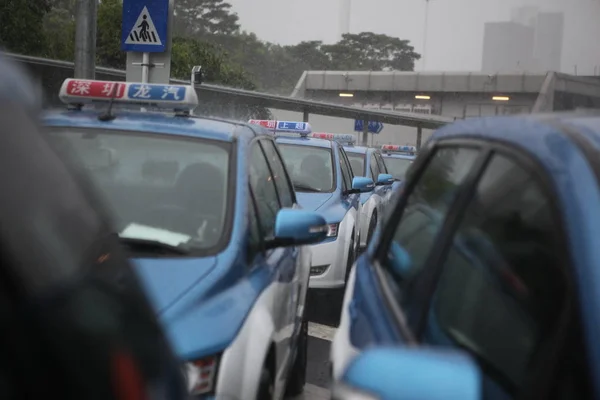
(0, 0, 51, 55)
(321, 32, 421, 71)
(96, 0, 125, 68)
(43, 0, 76, 61)
(173, 0, 240, 38)
(286, 41, 331, 71)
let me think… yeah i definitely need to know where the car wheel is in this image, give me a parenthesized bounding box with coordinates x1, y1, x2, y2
(256, 365, 274, 400)
(285, 319, 308, 396)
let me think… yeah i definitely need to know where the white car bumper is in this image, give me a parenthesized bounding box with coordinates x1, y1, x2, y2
(308, 236, 348, 289)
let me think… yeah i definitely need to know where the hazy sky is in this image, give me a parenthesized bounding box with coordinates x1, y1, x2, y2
(229, 0, 600, 75)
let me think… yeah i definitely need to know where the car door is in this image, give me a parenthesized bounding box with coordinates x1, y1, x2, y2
(248, 139, 297, 380)
(420, 148, 583, 400)
(259, 139, 304, 326)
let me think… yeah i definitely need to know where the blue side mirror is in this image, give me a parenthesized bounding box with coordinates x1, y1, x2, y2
(376, 173, 394, 186)
(333, 347, 481, 400)
(270, 208, 328, 247)
(351, 176, 375, 193)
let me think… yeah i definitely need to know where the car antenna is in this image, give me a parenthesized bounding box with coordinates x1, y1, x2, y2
(98, 83, 119, 121)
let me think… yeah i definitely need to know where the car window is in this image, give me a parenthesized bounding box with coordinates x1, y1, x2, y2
(347, 152, 365, 177)
(247, 194, 262, 260)
(385, 157, 413, 180)
(277, 143, 334, 192)
(382, 147, 480, 319)
(374, 152, 388, 174)
(249, 143, 281, 237)
(47, 127, 232, 251)
(428, 154, 567, 398)
(260, 140, 294, 208)
(339, 146, 353, 190)
(370, 154, 381, 179)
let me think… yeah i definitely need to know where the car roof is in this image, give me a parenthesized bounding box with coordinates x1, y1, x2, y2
(344, 146, 369, 155)
(431, 113, 600, 167)
(382, 153, 415, 160)
(275, 135, 333, 149)
(42, 109, 260, 142)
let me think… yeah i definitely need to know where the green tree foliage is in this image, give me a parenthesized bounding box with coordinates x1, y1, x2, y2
(0, 0, 51, 55)
(321, 32, 421, 71)
(96, 0, 125, 68)
(174, 0, 240, 38)
(42, 0, 76, 61)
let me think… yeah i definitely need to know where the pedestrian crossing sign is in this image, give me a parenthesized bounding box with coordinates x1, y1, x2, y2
(121, 0, 169, 53)
(125, 7, 162, 46)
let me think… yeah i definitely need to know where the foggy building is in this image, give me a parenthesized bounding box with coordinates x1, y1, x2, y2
(534, 12, 564, 72)
(510, 6, 539, 27)
(481, 22, 536, 73)
(482, 8, 564, 73)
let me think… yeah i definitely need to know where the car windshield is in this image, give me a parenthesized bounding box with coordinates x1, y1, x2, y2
(46, 127, 232, 252)
(346, 152, 365, 176)
(385, 157, 413, 180)
(277, 143, 334, 192)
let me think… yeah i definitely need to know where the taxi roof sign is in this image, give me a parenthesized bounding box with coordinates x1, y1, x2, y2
(311, 132, 356, 145)
(382, 144, 417, 154)
(248, 120, 312, 136)
(59, 79, 199, 111)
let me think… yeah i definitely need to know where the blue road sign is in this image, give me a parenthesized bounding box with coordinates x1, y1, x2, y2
(122, 0, 169, 53)
(354, 120, 384, 134)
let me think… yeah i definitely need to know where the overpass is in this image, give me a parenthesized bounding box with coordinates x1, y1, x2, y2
(6, 53, 453, 146)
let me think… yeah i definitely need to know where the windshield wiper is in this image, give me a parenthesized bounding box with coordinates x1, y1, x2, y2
(293, 182, 322, 192)
(118, 237, 190, 255)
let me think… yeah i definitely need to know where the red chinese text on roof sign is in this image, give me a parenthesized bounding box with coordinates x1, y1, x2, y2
(66, 80, 126, 99)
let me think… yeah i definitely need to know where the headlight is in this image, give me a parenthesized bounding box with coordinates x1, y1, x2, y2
(183, 354, 220, 396)
(327, 223, 339, 237)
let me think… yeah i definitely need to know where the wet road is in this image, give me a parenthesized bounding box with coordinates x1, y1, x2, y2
(288, 290, 344, 399)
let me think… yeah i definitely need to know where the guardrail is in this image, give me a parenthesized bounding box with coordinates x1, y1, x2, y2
(7, 53, 454, 129)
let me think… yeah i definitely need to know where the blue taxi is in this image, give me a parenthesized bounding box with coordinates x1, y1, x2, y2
(380, 144, 417, 182)
(332, 113, 600, 399)
(340, 139, 394, 250)
(42, 79, 329, 400)
(249, 121, 374, 293)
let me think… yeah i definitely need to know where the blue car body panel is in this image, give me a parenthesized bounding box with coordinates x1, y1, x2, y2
(343, 114, 600, 397)
(42, 108, 297, 361)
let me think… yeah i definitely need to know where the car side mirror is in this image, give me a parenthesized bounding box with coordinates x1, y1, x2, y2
(266, 208, 328, 249)
(332, 347, 481, 400)
(350, 176, 374, 194)
(376, 173, 394, 186)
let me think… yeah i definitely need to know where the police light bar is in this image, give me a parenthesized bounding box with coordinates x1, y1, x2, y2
(311, 132, 356, 144)
(248, 120, 312, 136)
(59, 79, 199, 111)
(381, 144, 417, 153)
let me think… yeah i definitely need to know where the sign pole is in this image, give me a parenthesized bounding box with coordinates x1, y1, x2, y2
(141, 52, 150, 83)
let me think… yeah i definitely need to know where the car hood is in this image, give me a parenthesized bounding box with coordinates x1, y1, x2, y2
(295, 192, 334, 211)
(131, 256, 218, 315)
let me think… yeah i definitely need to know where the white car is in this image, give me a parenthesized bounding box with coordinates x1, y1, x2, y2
(344, 145, 395, 250)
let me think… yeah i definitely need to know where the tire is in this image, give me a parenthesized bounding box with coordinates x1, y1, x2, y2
(285, 319, 308, 396)
(256, 365, 274, 400)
